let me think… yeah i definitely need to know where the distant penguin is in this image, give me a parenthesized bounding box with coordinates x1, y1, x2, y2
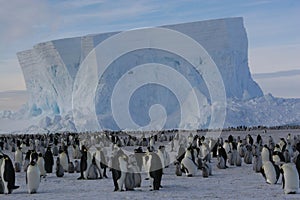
(0, 154, 19, 194)
(235, 152, 242, 167)
(117, 155, 128, 191)
(87, 156, 102, 180)
(181, 147, 198, 177)
(202, 161, 211, 178)
(26, 153, 41, 194)
(217, 145, 228, 168)
(59, 150, 69, 172)
(44, 147, 54, 173)
(56, 157, 64, 177)
(217, 156, 226, 169)
(283, 149, 291, 163)
(253, 155, 263, 173)
(175, 161, 182, 176)
(23, 151, 31, 172)
(281, 163, 299, 194)
(74, 160, 81, 173)
(14, 147, 22, 172)
(128, 154, 141, 188)
(68, 161, 75, 173)
(261, 161, 280, 184)
(244, 145, 253, 164)
(37, 153, 46, 177)
(78, 145, 89, 180)
(111, 147, 126, 191)
(148, 151, 163, 190)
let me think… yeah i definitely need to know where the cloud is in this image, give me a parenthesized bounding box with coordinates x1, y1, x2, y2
(254, 74, 300, 98)
(252, 69, 300, 79)
(248, 44, 300, 73)
(0, 90, 28, 111)
(0, 0, 58, 47)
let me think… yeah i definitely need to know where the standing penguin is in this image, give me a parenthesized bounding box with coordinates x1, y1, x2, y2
(261, 161, 280, 184)
(26, 152, 41, 194)
(0, 154, 19, 194)
(253, 155, 263, 173)
(37, 153, 46, 178)
(14, 147, 22, 173)
(56, 157, 64, 178)
(111, 146, 127, 191)
(78, 145, 87, 180)
(59, 149, 69, 172)
(87, 156, 102, 179)
(44, 147, 54, 173)
(281, 163, 299, 194)
(217, 145, 228, 168)
(148, 151, 163, 190)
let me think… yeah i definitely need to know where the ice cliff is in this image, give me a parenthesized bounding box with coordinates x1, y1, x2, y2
(15, 17, 269, 131)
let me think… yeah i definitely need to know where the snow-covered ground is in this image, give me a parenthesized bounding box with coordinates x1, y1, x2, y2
(1, 129, 300, 200)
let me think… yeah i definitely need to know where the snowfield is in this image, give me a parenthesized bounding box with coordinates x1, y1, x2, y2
(1, 129, 300, 200)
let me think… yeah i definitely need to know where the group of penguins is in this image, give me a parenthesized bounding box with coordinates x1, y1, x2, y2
(0, 132, 174, 194)
(1, 131, 300, 195)
(207, 133, 300, 194)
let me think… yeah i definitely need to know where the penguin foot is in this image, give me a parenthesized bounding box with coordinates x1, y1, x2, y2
(103, 175, 108, 178)
(12, 185, 20, 190)
(77, 176, 84, 180)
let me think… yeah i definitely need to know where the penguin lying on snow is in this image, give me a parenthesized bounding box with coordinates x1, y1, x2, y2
(0, 153, 19, 194)
(181, 147, 198, 176)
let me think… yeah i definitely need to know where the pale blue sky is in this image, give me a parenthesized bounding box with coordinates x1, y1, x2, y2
(0, 0, 299, 98)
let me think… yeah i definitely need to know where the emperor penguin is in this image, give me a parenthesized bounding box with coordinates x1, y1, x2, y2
(127, 154, 141, 188)
(261, 145, 272, 164)
(148, 151, 163, 190)
(0, 153, 19, 194)
(59, 149, 69, 172)
(14, 147, 23, 172)
(181, 147, 198, 177)
(253, 154, 263, 173)
(217, 145, 228, 168)
(56, 157, 64, 178)
(244, 145, 253, 164)
(87, 156, 102, 180)
(111, 146, 126, 191)
(281, 163, 299, 194)
(261, 161, 280, 184)
(78, 145, 91, 180)
(44, 146, 54, 173)
(37, 153, 46, 177)
(26, 152, 41, 194)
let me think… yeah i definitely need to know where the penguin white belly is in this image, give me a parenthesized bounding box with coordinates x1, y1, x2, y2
(118, 156, 127, 191)
(263, 161, 277, 184)
(282, 163, 299, 194)
(15, 150, 23, 164)
(181, 157, 197, 176)
(27, 165, 41, 194)
(84, 152, 92, 179)
(59, 153, 69, 172)
(37, 158, 46, 177)
(157, 150, 165, 168)
(261, 148, 270, 163)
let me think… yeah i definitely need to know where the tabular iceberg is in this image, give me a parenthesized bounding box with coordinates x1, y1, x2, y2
(16, 17, 264, 131)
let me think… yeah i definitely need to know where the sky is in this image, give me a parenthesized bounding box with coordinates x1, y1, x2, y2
(0, 0, 299, 104)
